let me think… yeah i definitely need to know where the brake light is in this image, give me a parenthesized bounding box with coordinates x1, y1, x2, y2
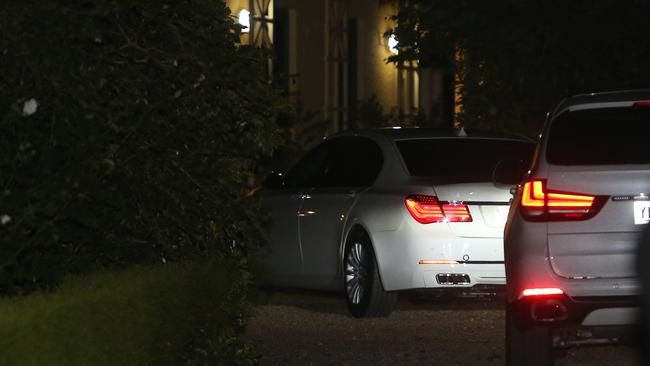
(521, 288, 564, 298)
(633, 101, 650, 107)
(405, 195, 472, 224)
(519, 179, 607, 221)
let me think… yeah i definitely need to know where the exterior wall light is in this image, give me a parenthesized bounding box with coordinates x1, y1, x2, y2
(387, 34, 399, 54)
(238, 9, 250, 33)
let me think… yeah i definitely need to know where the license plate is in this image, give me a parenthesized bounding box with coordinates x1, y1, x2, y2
(634, 201, 650, 225)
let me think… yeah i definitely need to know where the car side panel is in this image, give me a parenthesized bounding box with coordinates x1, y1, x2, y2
(299, 187, 359, 289)
(261, 189, 305, 287)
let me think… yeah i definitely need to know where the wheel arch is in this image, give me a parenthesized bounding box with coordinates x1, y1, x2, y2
(340, 222, 390, 291)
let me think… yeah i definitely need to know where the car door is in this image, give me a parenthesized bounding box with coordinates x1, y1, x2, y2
(263, 143, 333, 286)
(299, 137, 384, 289)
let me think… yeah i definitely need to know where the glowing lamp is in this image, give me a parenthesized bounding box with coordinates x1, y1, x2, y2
(388, 34, 399, 54)
(238, 9, 250, 33)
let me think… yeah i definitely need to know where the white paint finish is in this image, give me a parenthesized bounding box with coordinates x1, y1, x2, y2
(581, 307, 640, 326)
(262, 130, 531, 295)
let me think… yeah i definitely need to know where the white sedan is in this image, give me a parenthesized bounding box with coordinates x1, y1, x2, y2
(261, 128, 533, 317)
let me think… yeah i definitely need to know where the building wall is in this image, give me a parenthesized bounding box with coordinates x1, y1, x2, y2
(273, 0, 402, 131)
(224, 0, 441, 133)
(348, 0, 398, 111)
(274, 0, 327, 121)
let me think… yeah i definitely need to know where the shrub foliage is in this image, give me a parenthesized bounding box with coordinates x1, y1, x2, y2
(0, 0, 283, 294)
(389, 0, 650, 135)
(0, 258, 256, 366)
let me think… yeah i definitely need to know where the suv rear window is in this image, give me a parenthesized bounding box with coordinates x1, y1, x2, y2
(547, 107, 650, 165)
(396, 138, 534, 181)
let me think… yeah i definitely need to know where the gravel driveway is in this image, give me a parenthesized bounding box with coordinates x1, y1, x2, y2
(245, 290, 642, 366)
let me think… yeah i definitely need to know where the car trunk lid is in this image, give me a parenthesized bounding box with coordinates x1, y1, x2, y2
(546, 166, 650, 279)
(434, 182, 513, 238)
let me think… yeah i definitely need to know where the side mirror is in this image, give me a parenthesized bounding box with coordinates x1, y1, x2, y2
(262, 171, 285, 190)
(492, 159, 527, 185)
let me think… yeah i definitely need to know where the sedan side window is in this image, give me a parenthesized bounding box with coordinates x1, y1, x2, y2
(283, 142, 333, 189)
(283, 137, 383, 189)
(322, 137, 383, 188)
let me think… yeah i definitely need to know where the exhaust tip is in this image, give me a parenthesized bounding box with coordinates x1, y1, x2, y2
(530, 298, 568, 322)
(436, 273, 470, 285)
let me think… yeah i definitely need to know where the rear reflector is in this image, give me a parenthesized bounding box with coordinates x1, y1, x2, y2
(419, 259, 459, 265)
(520, 179, 607, 221)
(521, 288, 564, 298)
(405, 195, 472, 224)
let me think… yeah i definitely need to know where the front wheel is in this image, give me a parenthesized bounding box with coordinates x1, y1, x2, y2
(506, 309, 555, 366)
(344, 232, 398, 318)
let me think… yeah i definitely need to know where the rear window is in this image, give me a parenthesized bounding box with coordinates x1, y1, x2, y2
(547, 107, 650, 165)
(396, 138, 534, 181)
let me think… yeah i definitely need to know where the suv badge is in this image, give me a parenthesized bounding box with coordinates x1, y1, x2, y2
(612, 196, 632, 201)
(612, 194, 650, 201)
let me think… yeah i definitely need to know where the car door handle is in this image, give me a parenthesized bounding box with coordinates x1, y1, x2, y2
(345, 191, 357, 199)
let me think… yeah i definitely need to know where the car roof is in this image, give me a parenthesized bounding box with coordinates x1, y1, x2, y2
(329, 127, 533, 143)
(552, 89, 650, 117)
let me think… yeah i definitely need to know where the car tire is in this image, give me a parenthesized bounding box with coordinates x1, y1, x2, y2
(344, 232, 398, 318)
(506, 310, 555, 366)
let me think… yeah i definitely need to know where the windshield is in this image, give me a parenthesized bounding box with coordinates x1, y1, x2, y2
(396, 138, 534, 182)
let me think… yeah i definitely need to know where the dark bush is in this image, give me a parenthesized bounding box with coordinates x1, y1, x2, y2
(0, 257, 257, 366)
(0, 0, 283, 294)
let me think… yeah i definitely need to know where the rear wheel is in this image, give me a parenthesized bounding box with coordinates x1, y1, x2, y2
(506, 309, 555, 366)
(344, 232, 398, 318)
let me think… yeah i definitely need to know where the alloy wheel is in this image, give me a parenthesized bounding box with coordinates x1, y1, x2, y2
(345, 242, 368, 304)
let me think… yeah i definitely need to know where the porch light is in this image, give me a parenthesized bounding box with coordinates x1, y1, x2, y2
(387, 34, 399, 54)
(238, 9, 250, 33)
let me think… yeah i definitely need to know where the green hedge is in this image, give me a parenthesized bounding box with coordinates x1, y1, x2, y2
(0, 257, 255, 365)
(0, 0, 283, 294)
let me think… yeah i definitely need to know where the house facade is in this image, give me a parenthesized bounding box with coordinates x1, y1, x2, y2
(225, 0, 453, 135)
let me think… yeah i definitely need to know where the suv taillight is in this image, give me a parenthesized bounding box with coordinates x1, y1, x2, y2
(405, 195, 472, 224)
(520, 179, 608, 221)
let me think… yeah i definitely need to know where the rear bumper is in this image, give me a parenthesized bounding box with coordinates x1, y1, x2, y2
(509, 293, 640, 329)
(370, 214, 506, 291)
(419, 263, 506, 288)
(380, 260, 506, 291)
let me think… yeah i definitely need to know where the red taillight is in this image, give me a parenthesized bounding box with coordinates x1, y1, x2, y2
(633, 101, 650, 107)
(521, 287, 564, 298)
(404, 195, 472, 224)
(519, 179, 607, 221)
(441, 203, 473, 222)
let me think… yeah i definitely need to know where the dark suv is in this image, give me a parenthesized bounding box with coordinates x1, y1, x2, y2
(504, 90, 650, 365)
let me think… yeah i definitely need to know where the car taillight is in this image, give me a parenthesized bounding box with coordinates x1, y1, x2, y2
(520, 179, 608, 221)
(404, 195, 472, 224)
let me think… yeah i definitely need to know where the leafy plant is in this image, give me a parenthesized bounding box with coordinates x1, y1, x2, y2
(0, 0, 284, 294)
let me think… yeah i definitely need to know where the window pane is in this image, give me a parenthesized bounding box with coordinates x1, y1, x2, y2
(547, 107, 650, 165)
(283, 143, 332, 188)
(324, 137, 383, 187)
